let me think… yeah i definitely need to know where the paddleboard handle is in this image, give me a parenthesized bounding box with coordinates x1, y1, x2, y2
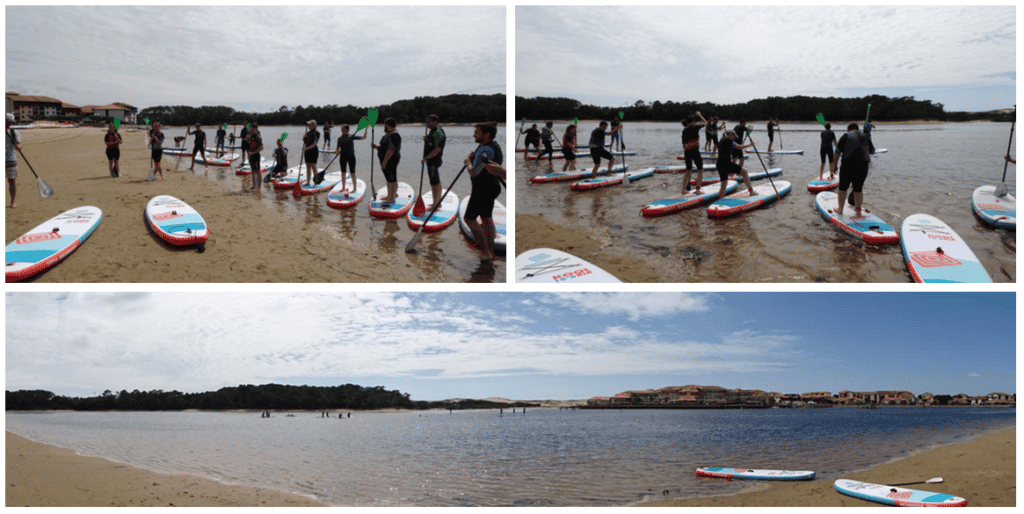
(52, 227, 59, 232)
(936, 247, 944, 254)
(172, 211, 177, 215)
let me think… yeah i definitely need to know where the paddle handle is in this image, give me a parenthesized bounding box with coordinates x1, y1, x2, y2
(744, 131, 780, 200)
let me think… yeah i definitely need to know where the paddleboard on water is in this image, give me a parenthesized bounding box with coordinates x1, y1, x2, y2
(652, 164, 717, 174)
(270, 166, 323, 189)
(407, 191, 459, 232)
(971, 185, 1015, 229)
(5, 206, 103, 282)
(458, 196, 507, 255)
(524, 150, 635, 161)
(814, 192, 899, 245)
(294, 171, 342, 196)
(326, 177, 367, 209)
(162, 148, 192, 156)
(642, 180, 739, 217)
(516, 248, 621, 283)
(747, 149, 804, 155)
(145, 195, 209, 248)
(530, 165, 629, 184)
(900, 214, 991, 283)
(833, 479, 966, 507)
(695, 467, 815, 481)
(368, 182, 415, 218)
(236, 157, 273, 175)
(570, 167, 655, 191)
(807, 175, 839, 192)
(193, 152, 238, 166)
(707, 181, 792, 218)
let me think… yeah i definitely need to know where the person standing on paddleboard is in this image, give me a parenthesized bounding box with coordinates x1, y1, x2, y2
(587, 121, 618, 179)
(6, 113, 22, 208)
(372, 117, 402, 203)
(187, 123, 208, 171)
(336, 124, 366, 192)
(766, 118, 780, 153)
(322, 122, 332, 151)
(732, 119, 748, 165)
(536, 121, 556, 161)
(561, 124, 577, 172)
(104, 122, 123, 178)
(681, 112, 708, 195)
(421, 114, 447, 210)
(704, 116, 724, 152)
(716, 130, 756, 199)
(610, 119, 623, 152)
(239, 124, 249, 150)
(247, 122, 264, 189)
(215, 124, 227, 153)
(463, 122, 504, 261)
(831, 123, 872, 217)
(302, 120, 320, 185)
(521, 124, 540, 154)
(149, 122, 165, 181)
(819, 122, 837, 180)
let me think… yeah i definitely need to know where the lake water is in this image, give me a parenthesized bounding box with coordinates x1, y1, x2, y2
(155, 124, 507, 283)
(6, 407, 1013, 506)
(516, 122, 1016, 282)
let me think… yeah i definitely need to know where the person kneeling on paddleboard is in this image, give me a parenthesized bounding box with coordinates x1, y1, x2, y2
(831, 123, 872, 217)
(271, 139, 288, 180)
(716, 130, 756, 198)
(588, 121, 618, 179)
(681, 112, 708, 195)
(463, 123, 504, 261)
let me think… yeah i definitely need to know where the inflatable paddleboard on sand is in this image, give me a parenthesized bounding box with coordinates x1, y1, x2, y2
(5, 206, 103, 282)
(530, 165, 628, 184)
(368, 182, 415, 219)
(814, 192, 899, 245)
(516, 248, 621, 283)
(695, 467, 815, 481)
(458, 197, 506, 255)
(834, 479, 966, 507)
(407, 191, 459, 232)
(326, 177, 367, 209)
(707, 181, 792, 218)
(971, 185, 1015, 229)
(901, 213, 991, 283)
(145, 195, 209, 249)
(642, 180, 738, 217)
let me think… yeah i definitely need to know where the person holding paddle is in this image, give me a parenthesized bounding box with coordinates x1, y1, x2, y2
(187, 123, 208, 171)
(831, 123, 872, 217)
(104, 122, 123, 178)
(6, 113, 22, 208)
(587, 121, 619, 179)
(215, 124, 227, 152)
(521, 124, 540, 154)
(766, 118, 780, 152)
(371, 117, 402, 203)
(681, 112, 708, 195)
(246, 122, 264, 189)
(421, 114, 446, 210)
(818, 122, 837, 180)
(561, 124, 577, 172)
(149, 122, 165, 181)
(336, 124, 366, 191)
(716, 130, 756, 199)
(536, 121, 556, 161)
(463, 122, 504, 261)
(301, 120, 321, 186)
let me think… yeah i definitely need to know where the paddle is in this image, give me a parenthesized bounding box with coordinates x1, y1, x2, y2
(292, 126, 308, 195)
(815, 113, 826, 126)
(617, 111, 628, 183)
(405, 162, 469, 253)
(995, 105, 1015, 197)
(413, 124, 429, 217)
(777, 119, 783, 150)
(364, 108, 379, 200)
(745, 128, 780, 200)
(7, 132, 54, 199)
(264, 133, 287, 183)
(514, 118, 526, 150)
(889, 477, 943, 487)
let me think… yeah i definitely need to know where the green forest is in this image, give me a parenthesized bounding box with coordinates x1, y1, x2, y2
(515, 95, 1013, 123)
(136, 93, 505, 127)
(6, 385, 538, 412)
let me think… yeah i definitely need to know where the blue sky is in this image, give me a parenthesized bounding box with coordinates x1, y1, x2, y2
(6, 293, 1014, 401)
(6, 6, 505, 111)
(516, 5, 1016, 112)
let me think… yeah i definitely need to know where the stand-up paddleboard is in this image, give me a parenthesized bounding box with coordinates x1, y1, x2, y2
(708, 181, 792, 218)
(145, 195, 209, 250)
(162, 148, 192, 156)
(971, 185, 1016, 229)
(653, 164, 717, 174)
(643, 181, 739, 217)
(695, 467, 815, 481)
(525, 150, 635, 161)
(516, 248, 621, 283)
(5, 206, 103, 282)
(236, 157, 273, 175)
(519, 144, 608, 153)
(747, 149, 804, 155)
(193, 152, 238, 166)
(458, 197, 507, 255)
(814, 192, 899, 245)
(686, 167, 783, 187)
(807, 175, 839, 192)
(271, 166, 324, 189)
(326, 177, 367, 209)
(368, 182, 415, 219)
(407, 191, 459, 232)
(570, 167, 654, 191)
(294, 171, 341, 196)
(901, 214, 991, 283)
(834, 479, 966, 507)
(530, 165, 628, 184)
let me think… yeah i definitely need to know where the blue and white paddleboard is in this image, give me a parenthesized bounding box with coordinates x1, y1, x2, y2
(516, 248, 621, 283)
(971, 185, 1015, 229)
(530, 165, 628, 184)
(145, 195, 209, 248)
(814, 192, 899, 245)
(326, 177, 367, 209)
(294, 171, 341, 196)
(901, 213, 991, 283)
(807, 175, 839, 192)
(458, 197, 506, 255)
(642, 181, 738, 217)
(707, 181, 791, 218)
(834, 479, 966, 507)
(407, 191, 459, 232)
(696, 467, 815, 481)
(570, 167, 655, 191)
(6, 206, 103, 282)
(368, 182, 415, 219)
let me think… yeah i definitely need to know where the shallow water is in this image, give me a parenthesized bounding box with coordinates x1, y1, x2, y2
(6, 407, 1013, 506)
(517, 122, 1016, 282)
(157, 124, 506, 283)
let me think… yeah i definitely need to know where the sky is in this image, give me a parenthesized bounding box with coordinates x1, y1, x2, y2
(5, 5, 506, 112)
(516, 5, 1016, 112)
(5, 292, 1014, 401)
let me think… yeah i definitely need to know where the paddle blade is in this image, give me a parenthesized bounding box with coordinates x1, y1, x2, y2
(37, 178, 54, 198)
(368, 109, 379, 126)
(144, 117, 150, 125)
(356, 117, 369, 132)
(114, 118, 121, 130)
(148, 165, 155, 182)
(995, 182, 1009, 197)
(412, 194, 426, 217)
(618, 111, 624, 120)
(574, 118, 578, 125)
(816, 113, 826, 126)
(279, 132, 288, 142)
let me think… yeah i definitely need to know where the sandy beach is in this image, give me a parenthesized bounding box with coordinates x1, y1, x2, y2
(5, 127, 430, 282)
(644, 427, 1015, 507)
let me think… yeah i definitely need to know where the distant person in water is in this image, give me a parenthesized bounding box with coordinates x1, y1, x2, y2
(561, 124, 577, 172)
(716, 130, 756, 199)
(228, 132, 236, 147)
(187, 123, 207, 171)
(766, 118, 779, 152)
(819, 123, 837, 180)
(732, 119, 748, 166)
(149, 122, 165, 181)
(680, 112, 708, 195)
(831, 123, 872, 217)
(521, 123, 540, 153)
(336, 124, 366, 192)
(104, 122, 123, 178)
(323, 122, 332, 150)
(610, 119, 623, 152)
(588, 121, 619, 179)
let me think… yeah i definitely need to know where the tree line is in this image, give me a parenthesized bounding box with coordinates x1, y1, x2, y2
(515, 95, 1013, 123)
(136, 93, 505, 128)
(6, 384, 537, 412)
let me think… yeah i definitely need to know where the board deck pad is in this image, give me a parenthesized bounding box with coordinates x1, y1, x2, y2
(407, 190, 459, 232)
(707, 180, 792, 217)
(695, 467, 815, 481)
(834, 479, 966, 507)
(900, 213, 991, 283)
(971, 185, 1015, 229)
(294, 171, 341, 196)
(145, 195, 209, 247)
(458, 197, 506, 255)
(326, 177, 367, 209)
(368, 182, 415, 218)
(6, 206, 103, 282)
(807, 175, 839, 192)
(642, 180, 738, 217)
(814, 192, 899, 244)
(516, 247, 621, 283)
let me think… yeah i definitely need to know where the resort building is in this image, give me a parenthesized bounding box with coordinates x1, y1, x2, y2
(6, 93, 63, 121)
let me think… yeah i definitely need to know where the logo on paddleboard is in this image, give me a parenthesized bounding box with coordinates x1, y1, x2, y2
(16, 232, 62, 245)
(886, 491, 912, 500)
(910, 251, 962, 268)
(152, 212, 183, 222)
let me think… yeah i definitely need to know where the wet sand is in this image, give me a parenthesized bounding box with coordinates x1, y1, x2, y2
(644, 426, 1015, 507)
(5, 127, 428, 282)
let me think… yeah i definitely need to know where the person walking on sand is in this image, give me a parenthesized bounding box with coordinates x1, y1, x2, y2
(421, 114, 447, 210)
(104, 122, 123, 178)
(536, 121, 555, 161)
(322, 122, 332, 151)
(561, 124, 577, 172)
(680, 112, 708, 195)
(302, 120, 320, 185)
(818, 122, 837, 180)
(247, 123, 264, 189)
(336, 123, 366, 191)
(6, 113, 22, 208)
(149, 122, 165, 181)
(588, 121, 618, 179)
(831, 123, 872, 217)
(371, 117, 402, 203)
(187, 123, 208, 171)
(463, 123, 504, 261)
(716, 130, 756, 199)
(215, 124, 227, 153)
(521, 123, 540, 154)
(766, 118, 780, 152)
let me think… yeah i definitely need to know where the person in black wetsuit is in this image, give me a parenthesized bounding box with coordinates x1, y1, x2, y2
(187, 123, 207, 171)
(716, 130, 756, 200)
(680, 112, 707, 195)
(521, 124, 540, 154)
(831, 123, 872, 217)
(819, 123, 837, 180)
(421, 114, 446, 209)
(766, 118, 779, 152)
(561, 124, 577, 172)
(463, 123, 504, 261)
(537, 121, 556, 161)
(732, 119, 748, 165)
(336, 124, 366, 191)
(588, 121, 619, 178)
(371, 118, 402, 203)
